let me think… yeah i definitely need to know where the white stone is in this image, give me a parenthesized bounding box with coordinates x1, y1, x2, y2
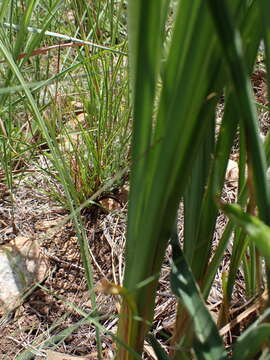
(0, 236, 48, 313)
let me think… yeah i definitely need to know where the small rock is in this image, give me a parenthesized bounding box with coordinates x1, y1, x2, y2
(0, 236, 48, 313)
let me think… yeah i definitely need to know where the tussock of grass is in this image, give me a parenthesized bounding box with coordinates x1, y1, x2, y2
(1, 1, 270, 359)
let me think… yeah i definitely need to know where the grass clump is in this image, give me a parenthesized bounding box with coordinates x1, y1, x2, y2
(2, 1, 270, 359)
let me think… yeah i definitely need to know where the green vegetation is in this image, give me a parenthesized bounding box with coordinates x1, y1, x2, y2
(1, 0, 270, 359)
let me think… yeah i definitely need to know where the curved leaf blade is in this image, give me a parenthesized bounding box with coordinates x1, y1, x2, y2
(170, 230, 226, 360)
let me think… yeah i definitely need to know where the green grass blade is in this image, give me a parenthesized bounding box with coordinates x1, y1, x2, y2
(170, 228, 226, 360)
(226, 228, 249, 299)
(230, 307, 270, 360)
(21, 0, 63, 65)
(232, 324, 270, 360)
(0, 36, 103, 358)
(13, 0, 38, 59)
(0, 0, 9, 22)
(224, 124, 270, 302)
(119, 0, 260, 356)
(119, 0, 269, 357)
(119, 1, 223, 355)
(126, 0, 163, 245)
(207, 0, 270, 225)
(225, 124, 270, 301)
(221, 203, 270, 266)
(186, 0, 262, 282)
(1, 22, 126, 55)
(147, 334, 170, 360)
(202, 221, 235, 298)
(183, 121, 215, 263)
(191, 95, 238, 281)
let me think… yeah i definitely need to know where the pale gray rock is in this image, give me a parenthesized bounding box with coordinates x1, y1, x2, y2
(0, 236, 48, 313)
